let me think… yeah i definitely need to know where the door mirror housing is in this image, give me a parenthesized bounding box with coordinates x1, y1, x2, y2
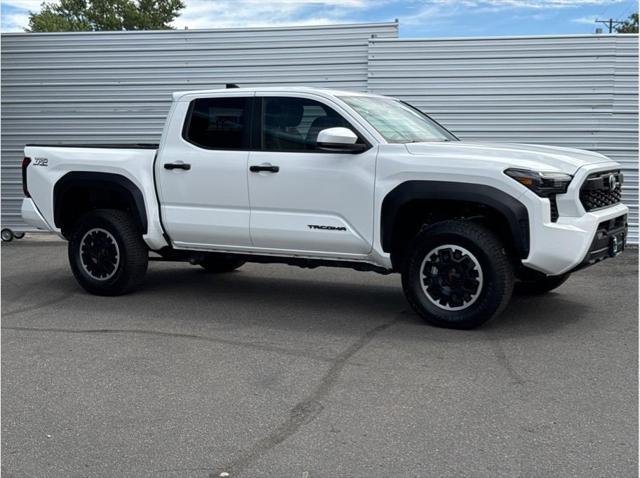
(317, 127, 366, 153)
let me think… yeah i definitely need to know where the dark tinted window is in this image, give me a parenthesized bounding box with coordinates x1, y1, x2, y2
(262, 97, 357, 152)
(184, 97, 249, 150)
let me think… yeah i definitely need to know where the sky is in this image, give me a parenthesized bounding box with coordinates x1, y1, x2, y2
(1, 0, 638, 36)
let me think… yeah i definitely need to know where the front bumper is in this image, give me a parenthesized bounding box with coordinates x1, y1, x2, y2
(522, 200, 628, 276)
(572, 214, 627, 271)
(21, 198, 52, 231)
(519, 160, 630, 276)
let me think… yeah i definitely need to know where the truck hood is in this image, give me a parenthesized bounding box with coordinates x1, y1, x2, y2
(405, 141, 612, 174)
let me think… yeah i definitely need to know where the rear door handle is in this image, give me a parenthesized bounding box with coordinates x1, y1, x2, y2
(250, 164, 279, 173)
(164, 162, 191, 171)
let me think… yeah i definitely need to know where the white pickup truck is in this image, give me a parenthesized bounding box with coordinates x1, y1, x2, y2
(22, 86, 628, 328)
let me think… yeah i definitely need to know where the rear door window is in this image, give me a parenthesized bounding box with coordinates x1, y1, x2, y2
(183, 97, 251, 150)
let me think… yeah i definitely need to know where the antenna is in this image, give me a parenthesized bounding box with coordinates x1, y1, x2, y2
(225, 83, 240, 89)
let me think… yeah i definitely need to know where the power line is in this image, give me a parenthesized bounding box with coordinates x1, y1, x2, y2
(598, 1, 612, 20)
(613, 3, 634, 19)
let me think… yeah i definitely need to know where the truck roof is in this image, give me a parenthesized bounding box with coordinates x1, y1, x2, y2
(172, 86, 388, 102)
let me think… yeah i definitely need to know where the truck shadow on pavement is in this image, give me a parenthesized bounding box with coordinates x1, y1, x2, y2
(137, 265, 589, 337)
(2, 254, 593, 339)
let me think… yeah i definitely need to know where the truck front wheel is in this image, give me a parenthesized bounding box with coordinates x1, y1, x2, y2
(68, 209, 148, 296)
(401, 220, 514, 329)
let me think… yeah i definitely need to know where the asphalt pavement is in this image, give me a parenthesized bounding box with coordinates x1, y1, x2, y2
(2, 240, 638, 477)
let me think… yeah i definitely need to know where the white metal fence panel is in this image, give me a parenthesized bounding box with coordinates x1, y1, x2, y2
(0, 22, 398, 230)
(368, 34, 639, 242)
(2, 28, 637, 243)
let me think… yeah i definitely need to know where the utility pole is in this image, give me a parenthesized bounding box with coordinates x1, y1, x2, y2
(595, 18, 625, 33)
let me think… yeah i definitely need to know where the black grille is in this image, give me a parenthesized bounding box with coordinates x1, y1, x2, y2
(600, 214, 627, 231)
(579, 170, 623, 211)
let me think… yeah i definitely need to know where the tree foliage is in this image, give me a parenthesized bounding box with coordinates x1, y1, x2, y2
(614, 13, 639, 34)
(27, 0, 185, 32)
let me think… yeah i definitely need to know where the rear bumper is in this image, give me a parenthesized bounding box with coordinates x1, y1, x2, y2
(522, 201, 629, 275)
(21, 198, 51, 231)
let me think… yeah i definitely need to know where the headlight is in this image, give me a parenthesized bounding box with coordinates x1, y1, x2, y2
(504, 168, 572, 197)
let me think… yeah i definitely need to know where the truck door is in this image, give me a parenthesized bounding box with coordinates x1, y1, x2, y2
(156, 94, 253, 249)
(247, 94, 377, 256)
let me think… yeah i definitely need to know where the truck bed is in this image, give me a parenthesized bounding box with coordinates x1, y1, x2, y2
(23, 143, 163, 247)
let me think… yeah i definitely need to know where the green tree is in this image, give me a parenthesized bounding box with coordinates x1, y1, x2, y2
(27, 0, 185, 32)
(614, 13, 639, 33)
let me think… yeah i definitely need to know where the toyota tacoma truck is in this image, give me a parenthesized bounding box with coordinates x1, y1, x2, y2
(21, 86, 628, 329)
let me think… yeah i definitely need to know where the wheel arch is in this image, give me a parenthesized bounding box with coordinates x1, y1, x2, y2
(381, 181, 530, 260)
(53, 172, 148, 236)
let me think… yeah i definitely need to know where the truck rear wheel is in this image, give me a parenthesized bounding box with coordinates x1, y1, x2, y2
(401, 220, 514, 329)
(68, 209, 148, 296)
(198, 253, 245, 273)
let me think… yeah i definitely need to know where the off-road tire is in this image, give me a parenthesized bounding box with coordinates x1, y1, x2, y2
(199, 253, 245, 273)
(68, 209, 148, 296)
(401, 220, 514, 329)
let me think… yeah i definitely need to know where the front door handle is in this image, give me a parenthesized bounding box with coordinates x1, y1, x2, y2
(250, 164, 279, 173)
(164, 162, 191, 171)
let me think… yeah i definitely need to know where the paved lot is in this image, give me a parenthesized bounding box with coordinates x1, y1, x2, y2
(2, 240, 638, 477)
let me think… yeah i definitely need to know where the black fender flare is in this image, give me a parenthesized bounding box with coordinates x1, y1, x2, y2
(380, 181, 530, 258)
(53, 172, 148, 233)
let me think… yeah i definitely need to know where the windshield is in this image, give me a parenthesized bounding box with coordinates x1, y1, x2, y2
(339, 96, 457, 143)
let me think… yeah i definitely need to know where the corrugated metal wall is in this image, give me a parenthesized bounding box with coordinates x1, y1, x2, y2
(1, 22, 398, 230)
(368, 34, 639, 241)
(1, 27, 638, 241)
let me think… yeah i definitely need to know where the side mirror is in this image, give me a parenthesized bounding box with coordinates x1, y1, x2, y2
(317, 127, 367, 153)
